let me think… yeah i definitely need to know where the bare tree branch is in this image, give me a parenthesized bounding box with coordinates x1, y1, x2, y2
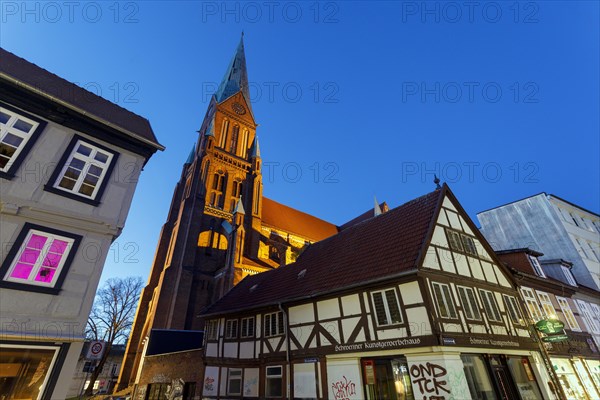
(84, 276, 143, 396)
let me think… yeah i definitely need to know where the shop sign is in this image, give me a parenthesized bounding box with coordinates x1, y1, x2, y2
(362, 360, 376, 385)
(542, 334, 569, 343)
(442, 337, 456, 345)
(304, 358, 318, 363)
(535, 319, 565, 335)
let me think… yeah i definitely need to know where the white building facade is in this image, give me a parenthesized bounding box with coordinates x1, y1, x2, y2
(0, 48, 163, 399)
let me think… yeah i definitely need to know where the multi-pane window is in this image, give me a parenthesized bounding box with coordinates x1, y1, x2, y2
(225, 319, 238, 339)
(556, 296, 581, 331)
(536, 291, 557, 318)
(445, 228, 477, 256)
(205, 320, 218, 340)
(209, 172, 226, 207)
(561, 266, 578, 286)
(528, 256, 546, 278)
(479, 290, 502, 322)
(240, 129, 249, 158)
(457, 286, 481, 321)
(431, 282, 457, 319)
(3, 228, 76, 288)
(503, 295, 524, 325)
(520, 287, 544, 322)
(265, 366, 283, 398)
(590, 304, 600, 332)
(264, 312, 284, 337)
(446, 230, 464, 252)
(53, 139, 114, 199)
(461, 235, 478, 256)
(227, 369, 242, 395)
(371, 288, 403, 326)
(576, 301, 600, 334)
(241, 317, 255, 338)
(0, 107, 40, 173)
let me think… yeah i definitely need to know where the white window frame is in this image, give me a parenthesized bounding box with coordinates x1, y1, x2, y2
(445, 229, 464, 252)
(265, 365, 283, 398)
(264, 311, 284, 337)
(561, 266, 578, 286)
(225, 319, 238, 339)
(205, 320, 219, 340)
(479, 289, 502, 322)
(528, 256, 546, 278)
(53, 139, 114, 199)
(0, 107, 40, 172)
(590, 303, 600, 331)
(520, 287, 544, 322)
(371, 288, 403, 326)
(227, 368, 242, 396)
(4, 229, 75, 288)
(241, 316, 255, 338)
(460, 235, 478, 256)
(536, 291, 557, 319)
(431, 282, 458, 319)
(556, 296, 581, 331)
(576, 300, 600, 334)
(457, 286, 481, 321)
(503, 295, 525, 325)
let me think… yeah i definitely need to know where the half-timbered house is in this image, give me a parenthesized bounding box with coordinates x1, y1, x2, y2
(497, 249, 600, 399)
(200, 184, 558, 400)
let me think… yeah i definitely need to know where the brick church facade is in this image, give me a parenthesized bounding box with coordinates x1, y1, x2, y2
(117, 36, 347, 392)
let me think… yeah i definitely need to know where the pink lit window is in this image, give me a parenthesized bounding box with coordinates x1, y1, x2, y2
(5, 230, 73, 287)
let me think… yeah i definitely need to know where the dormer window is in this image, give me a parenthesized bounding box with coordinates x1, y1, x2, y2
(528, 255, 546, 278)
(561, 266, 577, 286)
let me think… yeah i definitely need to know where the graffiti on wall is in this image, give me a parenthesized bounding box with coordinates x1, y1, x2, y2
(331, 375, 357, 400)
(409, 362, 450, 400)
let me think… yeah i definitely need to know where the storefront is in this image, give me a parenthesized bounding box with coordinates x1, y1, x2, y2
(0, 342, 67, 399)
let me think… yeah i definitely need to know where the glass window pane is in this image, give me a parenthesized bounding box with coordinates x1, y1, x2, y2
(88, 165, 103, 176)
(506, 357, 543, 400)
(69, 157, 86, 170)
(433, 284, 448, 318)
(462, 354, 498, 400)
(10, 263, 34, 279)
(372, 292, 388, 325)
(0, 143, 18, 158)
(76, 144, 92, 156)
(94, 152, 109, 163)
(59, 177, 77, 190)
(0, 111, 10, 124)
(385, 290, 402, 324)
(3, 133, 24, 147)
(0, 346, 58, 399)
(13, 119, 33, 133)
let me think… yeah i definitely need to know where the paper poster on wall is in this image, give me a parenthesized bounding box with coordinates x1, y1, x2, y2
(203, 366, 219, 396)
(294, 363, 317, 398)
(243, 368, 259, 397)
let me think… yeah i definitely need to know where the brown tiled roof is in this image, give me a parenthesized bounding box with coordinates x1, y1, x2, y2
(261, 197, 339, 241)
(339, 202, 388, 231)
(0, 48, 163, 150)
(205, 188, 443, 315)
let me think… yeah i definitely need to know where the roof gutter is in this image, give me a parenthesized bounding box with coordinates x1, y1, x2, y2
(0, 73, 165, 151)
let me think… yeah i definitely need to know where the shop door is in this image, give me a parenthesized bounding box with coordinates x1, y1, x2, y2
(363, 358, 414, 400)
(488, 356, 520, 400)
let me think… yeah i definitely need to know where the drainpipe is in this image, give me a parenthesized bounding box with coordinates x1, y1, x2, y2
(278, 302, 291, 399)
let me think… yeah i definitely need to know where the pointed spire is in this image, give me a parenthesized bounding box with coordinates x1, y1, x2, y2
(185, 143, 196, 164)
(250, 136, 260, 158)
(233, 195, 246, 215)
(215, 34, 252, 114)
(374, 196, 382, 216)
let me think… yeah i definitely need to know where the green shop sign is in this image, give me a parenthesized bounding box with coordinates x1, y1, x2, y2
(535, 319, 565, 335)
(542, 334, 569, 343)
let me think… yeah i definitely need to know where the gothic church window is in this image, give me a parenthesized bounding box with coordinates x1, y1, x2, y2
(230, 180, 243, 212)
(229, 125, 239, 154)
(210, 172, 226, 208)
(219, 119, 229, 148)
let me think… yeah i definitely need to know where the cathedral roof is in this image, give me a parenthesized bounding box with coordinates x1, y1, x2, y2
(214, 36, 253, 115)
(204, 187, 445, 315)
(261, 197, 339, 242)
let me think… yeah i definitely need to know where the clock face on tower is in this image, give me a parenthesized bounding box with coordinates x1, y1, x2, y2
(232, 102, 246, 115)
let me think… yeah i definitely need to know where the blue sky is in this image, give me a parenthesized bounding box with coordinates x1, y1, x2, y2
(2, 1, 598, 283)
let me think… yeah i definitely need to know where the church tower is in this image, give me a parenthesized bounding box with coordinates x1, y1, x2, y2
(117, 36, 339, 391)
(117, 36, 264, 390)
